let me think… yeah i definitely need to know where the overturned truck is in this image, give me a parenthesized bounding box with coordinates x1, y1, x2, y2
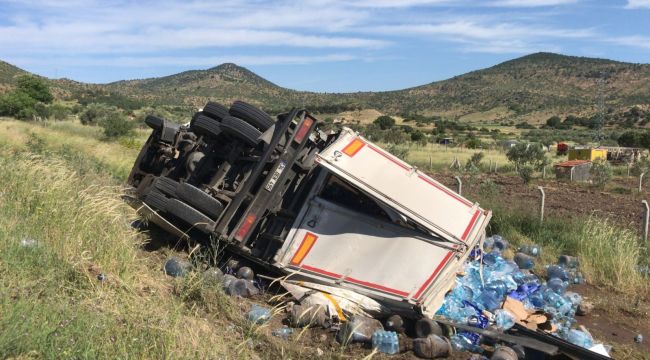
(125, 101, 491, 319)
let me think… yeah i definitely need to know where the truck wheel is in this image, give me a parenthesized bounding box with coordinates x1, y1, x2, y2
(154, 176, 179, 197)
(144, 189, 168, 212)
(145, 115, 164, 131)
(176, 182, 224, 219)
(202, 102, 229, 121)
(229, 101, 275, 131)
(165, 198, 215, 233)
(220, 116, 262, 146)
(191, 114, 222, 138)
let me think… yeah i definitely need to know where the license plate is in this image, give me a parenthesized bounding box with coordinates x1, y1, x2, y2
(265, 160, 286, 192)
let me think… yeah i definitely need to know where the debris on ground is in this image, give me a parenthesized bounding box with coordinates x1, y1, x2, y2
(163, 256, 191, 277)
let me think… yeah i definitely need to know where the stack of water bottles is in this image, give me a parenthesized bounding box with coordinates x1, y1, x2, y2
(436, 235, 596, 353)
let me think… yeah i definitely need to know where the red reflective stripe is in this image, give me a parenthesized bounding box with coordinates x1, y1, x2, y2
(367, 144, 410, 170)
(414, 251, 454, 300)
(461, 210, 481, 241)
(417, 174, 472, 207)
(300, 265, 409, 297)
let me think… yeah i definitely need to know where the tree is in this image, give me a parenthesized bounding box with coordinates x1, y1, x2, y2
(545, 116, 562, 128)
(617, 131, 643, 147)
(506, 142, 548, 183)
(373, 115, 395, 130)
(590, 160, 612, 188)
(0, 92, 37, 117)
(80, 103, 113, 125)
(15, 75, 53, 103)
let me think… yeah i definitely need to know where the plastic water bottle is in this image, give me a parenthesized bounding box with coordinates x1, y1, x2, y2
(567, 329, 593, 348)
(248, 304, 271, 324)
(450, 332, 483, 353)
(372, 330, 399, 355)
(514, 252, 535, 270)
(483, 236, 495, 250)
(272, 326, 294, 340)
(546, 265, 569, 281)
(518, 244, 541, 257)
(492, 235, 508, 251)
(558, 255, 579, 268)
(478, 288, 502, 311)
(494, 309, 516, 330)
(547, 278, 568, 294)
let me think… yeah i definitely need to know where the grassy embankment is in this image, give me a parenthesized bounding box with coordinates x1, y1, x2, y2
(0, 119, 328, 359)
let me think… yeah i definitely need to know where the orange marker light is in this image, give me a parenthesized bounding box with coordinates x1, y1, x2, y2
(290, 232, 318, 265)
(342, 138, 365, 157)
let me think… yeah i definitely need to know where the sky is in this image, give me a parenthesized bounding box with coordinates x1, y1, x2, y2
(1, 0, 649, 92)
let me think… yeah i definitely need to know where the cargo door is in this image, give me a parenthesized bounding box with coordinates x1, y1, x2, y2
(315, 128, 488, 245)
(276, 196, 459, 302)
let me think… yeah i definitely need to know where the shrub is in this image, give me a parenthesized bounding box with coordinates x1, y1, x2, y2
(101, 112, 134, 139)
(466, 152, 484, 169)
(0, 91, 37, 117)
(386, 144, 409, 160)
(518, 164, 534, 184)
(80, 103, 114, 125)
(374, 115, 395, 130)
(590, 159, 612, 188)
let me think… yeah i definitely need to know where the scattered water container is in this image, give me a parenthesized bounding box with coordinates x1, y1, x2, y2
(567, 329, 594, 349)
(546, 265, 569, 281)
(164, 257, 191, 277)
(547, 278, 568, 294)
(248, 304, 271, 324)
(413, 334, 452, 359)
(518, 244, 541, 257)
(494, 309, 516, 330)
(338, 316, 384, 344)
(558, 255, 579, 268)
(371, 330, 399, 355)
(271, 326, 294, 340)
(513, 252, 534, 270)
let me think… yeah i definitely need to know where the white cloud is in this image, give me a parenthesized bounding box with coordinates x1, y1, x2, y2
(607, 36, 650, 50)
(364, 20, 593, 53)
(625, 0, 650, 8)
(490, 0, 578, 7)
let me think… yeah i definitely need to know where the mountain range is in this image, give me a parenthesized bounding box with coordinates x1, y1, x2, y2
(2, 52, 649, 122)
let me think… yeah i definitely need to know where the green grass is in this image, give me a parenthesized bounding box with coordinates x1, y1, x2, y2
(488, 204, 649, 296)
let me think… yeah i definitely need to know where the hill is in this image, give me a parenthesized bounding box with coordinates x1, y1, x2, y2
(2, 53, 650, 121)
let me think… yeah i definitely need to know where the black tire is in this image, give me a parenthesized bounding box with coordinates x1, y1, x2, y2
(154, 176, 178, 197)
(166, 198, 214, 233)
(191, 114, 222, 138)
(203, 102, 229, 121)
(144, 190, 168, 212)
(145, 115, 164, 130)
(176, 182, 224, 219)
(229, 101, 275, 131)
(220, 116, 262, 146)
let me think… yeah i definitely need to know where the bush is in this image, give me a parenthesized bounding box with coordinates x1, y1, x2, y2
(386, 144, 409, 160)
(518, 164, 534, 184)
(590, 160, 612, 188)
(80, 103, 114, 125)
(374, 115, 395, 130)
(0, 91, 37, 117)
(101, 112, 134, 139)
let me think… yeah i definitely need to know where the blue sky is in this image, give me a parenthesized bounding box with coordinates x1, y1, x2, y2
(1, 0, 649, 92)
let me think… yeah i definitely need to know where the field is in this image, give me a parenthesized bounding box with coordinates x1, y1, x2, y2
(1, 118, 649, 359)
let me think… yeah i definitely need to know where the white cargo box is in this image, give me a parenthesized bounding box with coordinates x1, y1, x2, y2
(275, 128, 491, 317)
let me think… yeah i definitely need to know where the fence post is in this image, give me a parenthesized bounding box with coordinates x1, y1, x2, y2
(429, 155, 432, 170)
(640, 172, 645, 192)
(542, 166, 546, 179)
(454, 176, 462, 196)
(643, 200, 649, 244)
(538, 186, 545, 223)
(494, 162, 498, 173)
(628, 162, 631, 177)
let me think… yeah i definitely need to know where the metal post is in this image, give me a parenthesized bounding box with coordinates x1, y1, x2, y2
(455, 176, 462, 195)
(538, 186, 545, 223)
(643, 200, 649, 244)
(542, 166, 546, 179)
(640, 172, 645, 192)
(429, 155, 432, 170)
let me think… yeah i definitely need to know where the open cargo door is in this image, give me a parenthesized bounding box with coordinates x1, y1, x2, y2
(315, 127, 490, 246)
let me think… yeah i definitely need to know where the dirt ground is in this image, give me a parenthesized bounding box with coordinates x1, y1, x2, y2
(433, 172, 649, 231)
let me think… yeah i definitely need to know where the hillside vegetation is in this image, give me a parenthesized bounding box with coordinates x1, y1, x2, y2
(1, 53, 649, 121)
